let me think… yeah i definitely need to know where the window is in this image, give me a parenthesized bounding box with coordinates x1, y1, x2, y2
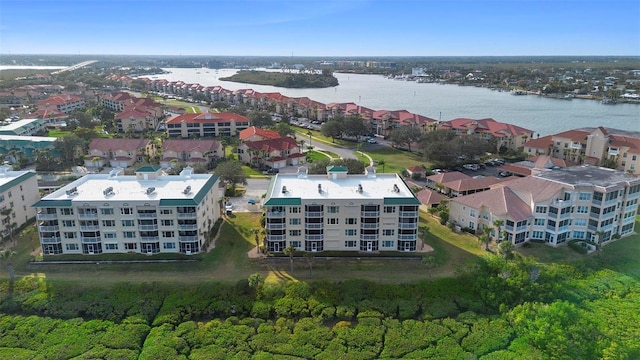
(123, 231, 136, 238)
(120, 207, 134, 215)
(383, 229, 395, 236)
(345, 218, 357, 225)
(105, 243, 118, 250)
(532, 231, 544, 239)
(102, 220, 115, 227)
(163, 242, 176, 249)
(103, 232, 117, 239)
(100, 208, 114, 215)
(160, 209, 173, 215)
(60, 208, 74, 215)
(535, 206, 547, 214)
(65, 243, 79, 251)
(344, 240, 357, 247)
(124, 243, 137, 250)
(577, 206, 588, 214)
(469, 209, 476, 217)
(161, 219, 174, 226)
(574, 218, 587, 226)
(345, 229, 357, 236)
(289, 218, 301, 225)
(633, 155, 637, 161)
(327, 206, 339, 213)
(62, 220, 75, 227)
(327, 218, 339, 225)
(579, 192, 591, 201)
(289, 207, 300, 214)
(573, 231, 586, 239)
(122, 219, 135, 227)
(8, 191, 11, 198)
(534, 218, 545, 226)
(593, 191, 603, 202)
(383, 206, 396, 213)
(290, 241, 301, 248)
(162, 231, 174, 238)
(289, 229, 301, 236)
(469, 222, 475, 229)
(64, 232, 76, 239)
(382, 240, 395, 247)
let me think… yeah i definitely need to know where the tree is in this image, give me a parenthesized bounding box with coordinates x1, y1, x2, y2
(422, 255, 436, 281)
(320, 119, 344, 142)
(376, 159, 386, 173)
(275, 123, 295, 138)
(214, 160, 248, 190)
(248, 273, 265, 298)
(53, 134, 86, 165)
(283, 245, 296, 273)
(252, 228, 262, 254)
(498, 241, 515, 259)
(419, 225, 429, 250)
(1, 208, 15, 244)
(595, 230, 606, 256)
(0, 249, 16, 282)
(493, 219, 505, 243)
(304, 252, 314, 277)
(388, 126, 421, 152)
(306, 130, 313, 147)
(342, 115, 369, 140)
(249, 111, 274, 128)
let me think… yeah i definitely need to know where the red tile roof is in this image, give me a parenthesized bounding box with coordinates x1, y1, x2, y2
(239, 126, 281, 141)
(161, 139, 221, 153)
(440, 118, 533, 137)
(88, 138, 150, 152)
(524, 135, 553, 149)
(453, 186, 532, 222)
(415, 188, 446, 206)
(443, 176, 503, 192)
(427, 171, 470, 184)
(244, 137, 300, 152)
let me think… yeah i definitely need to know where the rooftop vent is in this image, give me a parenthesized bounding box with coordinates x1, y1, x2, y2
(282, 186, 287, 194)
(318, 184, 322, 193)
(183, 185, 192, 195)
(357, 184, 363, 193)
(146, 187, 156, 195)
(393, 184, 400, 193)
(103, 187, 114, 196)
(65, 187, 78, 196)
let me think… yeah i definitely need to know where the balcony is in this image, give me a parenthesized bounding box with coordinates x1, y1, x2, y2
(399, 211, 418, 217)
(305, 223, 323, 229)
(177, 212, 197, 219)
(138, 224, 159, 231)
(41, 236, 61, 243)
(397, 234, 417, 240)
(570, 142, 583, 150)
(360, 234, 379, 241)
(140, 236, 160, 242)
(267, 235, 287, 241)
(305, 234, 323, 241)
(38, 225, 60, 232)
(361, 211, 380, 217)
(179, 236, 199, 242)
(266, 223, 286, 230)
(360, 223, 380, 229)
(79, 225, 100, 231)
(608, 148, 619, 156)
(37, 213, 58, 220)
(77, 213, 98, 219)
(266, 211, 286, 218)
(81, 236, 101, 243)
(138, 213, 158, 219)
(398, 223, 418, 229)
(178, 224, 198, 231)
(305, 211, 324, 217)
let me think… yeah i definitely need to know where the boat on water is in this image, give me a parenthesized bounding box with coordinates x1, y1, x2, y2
(510, 89, 527, 95)
(602, 98, 617, 105)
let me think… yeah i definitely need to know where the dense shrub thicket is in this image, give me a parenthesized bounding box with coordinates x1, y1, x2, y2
(0, 255, 638, 359)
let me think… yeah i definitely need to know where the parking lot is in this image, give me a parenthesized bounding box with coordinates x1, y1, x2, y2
(226, 179, 270, 213)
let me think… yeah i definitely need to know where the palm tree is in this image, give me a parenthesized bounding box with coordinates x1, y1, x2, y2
(252, 228, 262, 254)
(419, 225, 429, 250)
(0, 249, 16, 282)
(595, 230, 606, 256)
(480, 226, 493, 251)
(304, 252, 314, 277)
(283, 245, 296, 273)
(1, 208, 14, 244)
(306, 130, 312, 147)
(497, 241, 515, 259)
(377, 159, 386, 173)
(492, 219, 504, 243)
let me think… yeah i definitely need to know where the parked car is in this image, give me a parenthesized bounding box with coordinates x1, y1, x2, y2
(367, 138, 377, 144)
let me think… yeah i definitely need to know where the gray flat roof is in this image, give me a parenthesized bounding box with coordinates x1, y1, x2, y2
(535, 165, 639, 189)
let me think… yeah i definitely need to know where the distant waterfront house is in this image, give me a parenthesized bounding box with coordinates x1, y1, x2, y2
(406, 165, 427, 179)
(439, 118, 534, 152)
(523, 127, 640, 175)
(166, 112, 249, 138)
(239, 126, 282, 142)
(0, 135, 57, 162)
(84, 138, 155, 168)
(372, 110, 437, 137)
(449, 165, 640, 246)
(0, 119, 47, 136)
(36, 94, 85, 114)
(237, 137, 305, 169)
(160, 139, 223, 169)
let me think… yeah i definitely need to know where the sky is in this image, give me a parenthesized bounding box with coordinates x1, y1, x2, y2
(1, 0, 639, 57)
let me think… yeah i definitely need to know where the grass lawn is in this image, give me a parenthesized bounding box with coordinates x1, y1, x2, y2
(242, 165, 269, 178)
(295, 129, 354, 148)
(365, 147, 428, 174)
(184, 106, 201, 114)
(305, 150, 332, 162)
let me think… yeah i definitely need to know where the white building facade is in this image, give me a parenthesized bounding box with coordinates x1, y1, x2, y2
(263, 167, 421, 253)
(0, 167, 39, 238)
(35, 166, 220, 255)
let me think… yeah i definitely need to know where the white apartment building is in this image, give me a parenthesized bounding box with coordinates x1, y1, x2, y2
(450, 165, 640, 247)
(0, 166, 39, 238)
(263, 166, 421, 253)
(34, 166, 220, 255)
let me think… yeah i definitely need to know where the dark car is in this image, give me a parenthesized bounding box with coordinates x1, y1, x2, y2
(267, 168, 280, 175)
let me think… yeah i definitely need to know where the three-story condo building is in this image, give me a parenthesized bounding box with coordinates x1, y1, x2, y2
(34, 166, 220, 255)
(263, 166, 421, 253)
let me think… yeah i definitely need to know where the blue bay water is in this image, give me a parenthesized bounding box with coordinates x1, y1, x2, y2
(153, 68, 639, 137)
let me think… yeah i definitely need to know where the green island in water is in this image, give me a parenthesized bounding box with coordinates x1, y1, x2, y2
(220, 70, 339, 88)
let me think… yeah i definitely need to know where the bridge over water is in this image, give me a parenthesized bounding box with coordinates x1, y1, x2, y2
(51, 60, 98, 74)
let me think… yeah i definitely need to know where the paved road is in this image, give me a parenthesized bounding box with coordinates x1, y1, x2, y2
(226, 178, 270, 213)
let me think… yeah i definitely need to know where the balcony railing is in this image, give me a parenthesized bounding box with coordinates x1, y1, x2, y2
(267, 235, 286, 241)
(608, 149, 619, 156)
(37, 213, 58, 220)
(79, 225, 100, 231)
(360, 223, 379, 229)
(399, 211, 418, 217)
(77, 213, 98, 219)
(177, 212, 197, 219)
(140, 236, 160, 242)
(305, 211, 324, 217)
(360, 234, 379, 241)
(41, 236, 61, 243)
(38, 225, 60, 232)
(305, 223, 323, 229)
(361, 211, 380, 217)
(266, 211, 286, 218)
(137, 213, 158, 219)
(305, 235, 323, 241)
(178, 224, 198, 231)
(138, 224, 159, 231)
(397, 234, 417, 240)
(398, 223, 418, 229)
(179, 236, 198, 242)
(266, 223, 286, 229)
(81, 236, 101, 243)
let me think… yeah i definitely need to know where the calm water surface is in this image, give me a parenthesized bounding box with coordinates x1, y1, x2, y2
(155, 68, 637, 136)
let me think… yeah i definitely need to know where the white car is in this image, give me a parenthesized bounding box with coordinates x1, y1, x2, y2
(367, 138, 377, 144)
